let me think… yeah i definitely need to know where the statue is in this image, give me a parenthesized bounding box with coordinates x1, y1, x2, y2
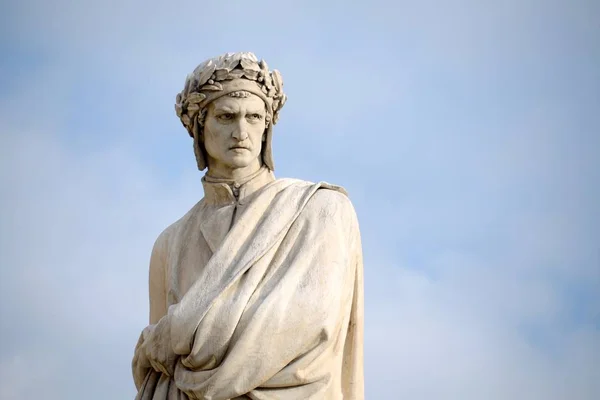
(132, 52, 364, 400)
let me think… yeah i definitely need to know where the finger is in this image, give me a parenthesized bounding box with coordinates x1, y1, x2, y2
(151, 358, 171, 377)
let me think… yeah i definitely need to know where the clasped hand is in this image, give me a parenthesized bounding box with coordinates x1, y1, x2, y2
(132, 314, 179, 387)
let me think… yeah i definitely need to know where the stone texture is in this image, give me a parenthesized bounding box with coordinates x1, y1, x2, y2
(132, 52, 364, 400)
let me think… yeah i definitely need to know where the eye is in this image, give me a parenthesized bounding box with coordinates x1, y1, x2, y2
(217, 113, 234, 121)
(247, 113, 263, 121)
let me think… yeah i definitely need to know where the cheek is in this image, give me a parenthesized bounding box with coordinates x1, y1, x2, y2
(203, 122, 228, 153)
(248, 123, 266, 143)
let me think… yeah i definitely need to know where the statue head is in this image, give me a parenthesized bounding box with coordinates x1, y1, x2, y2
(175, 52, 287, 174)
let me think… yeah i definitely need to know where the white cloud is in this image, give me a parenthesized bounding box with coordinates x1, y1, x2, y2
(365, 260, 600, 399)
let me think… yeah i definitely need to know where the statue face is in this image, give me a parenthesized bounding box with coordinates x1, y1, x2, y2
(203, 93, 267, 176)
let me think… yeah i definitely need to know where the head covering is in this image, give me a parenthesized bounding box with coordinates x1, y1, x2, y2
(175, 52, 287, 171)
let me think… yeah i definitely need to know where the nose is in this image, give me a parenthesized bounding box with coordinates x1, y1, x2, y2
(232, 120, 249, 141)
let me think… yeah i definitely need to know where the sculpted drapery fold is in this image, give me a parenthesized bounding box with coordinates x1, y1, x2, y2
(133, 52, 364, 400)
(133, 169, 364, 399)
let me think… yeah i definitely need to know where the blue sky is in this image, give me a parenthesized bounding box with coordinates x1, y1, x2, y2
(0, 0, 598, 398)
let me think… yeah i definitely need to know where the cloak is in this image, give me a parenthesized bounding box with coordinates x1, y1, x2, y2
(132, 169, 364, 399)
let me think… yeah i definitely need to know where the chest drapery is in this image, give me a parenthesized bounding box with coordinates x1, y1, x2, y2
(133, 174, 364, 400)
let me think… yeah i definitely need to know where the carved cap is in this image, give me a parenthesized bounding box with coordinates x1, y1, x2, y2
(175, 52, 288, 137)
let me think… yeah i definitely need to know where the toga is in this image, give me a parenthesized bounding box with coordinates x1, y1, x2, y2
(132, 167, 364, 399)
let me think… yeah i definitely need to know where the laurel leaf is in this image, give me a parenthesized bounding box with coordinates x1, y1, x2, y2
(240, 58, 261, 71)
(186, 92, 207, 104)
(227, 69, 245, 79)
(214, 68, 229, 80)
(196, 61, 215, 87)
(271, 70, 283, 92)
(242, 70, 259, 80)
(200, 82, 223, 91)
(187, 104, 200, 113)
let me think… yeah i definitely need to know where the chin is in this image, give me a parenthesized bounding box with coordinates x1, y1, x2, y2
(226, 155, 253, 168)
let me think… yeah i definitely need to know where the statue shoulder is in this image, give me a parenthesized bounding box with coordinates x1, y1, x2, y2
(273, 177, 349, 197)
(152, 199, 205, 249)
(298, 182, 362, 254)
(305, 181, 358, 227)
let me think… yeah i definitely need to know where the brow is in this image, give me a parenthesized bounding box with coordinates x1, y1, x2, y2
(213, 106, 236, 114)
(247, 108, 266, 115)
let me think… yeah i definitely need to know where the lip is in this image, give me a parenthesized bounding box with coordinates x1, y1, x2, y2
(230, 146, 249, 150)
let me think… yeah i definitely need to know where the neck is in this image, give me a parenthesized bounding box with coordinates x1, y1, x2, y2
(206, 159, 263, 182)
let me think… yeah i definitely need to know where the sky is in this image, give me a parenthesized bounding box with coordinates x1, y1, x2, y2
(0, 0, 599, 398)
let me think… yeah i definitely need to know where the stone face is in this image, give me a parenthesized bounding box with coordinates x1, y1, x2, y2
(132, 52, 364, 400)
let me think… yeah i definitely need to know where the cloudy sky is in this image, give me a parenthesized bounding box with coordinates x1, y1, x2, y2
(1, 0, 598, 398)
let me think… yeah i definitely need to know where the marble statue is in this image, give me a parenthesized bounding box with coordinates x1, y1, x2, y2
(132, 52, 364, 400)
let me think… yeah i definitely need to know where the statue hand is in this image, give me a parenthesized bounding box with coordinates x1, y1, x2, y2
(132, 325, 154, 389)
(143, 315, 178, 377)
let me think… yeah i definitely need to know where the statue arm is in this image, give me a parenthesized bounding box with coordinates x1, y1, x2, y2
(342, 207, 364, 400)
(148, 231, 169, 324)
(132, 230, 170, 390)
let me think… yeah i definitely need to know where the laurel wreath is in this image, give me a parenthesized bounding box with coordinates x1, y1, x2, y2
(175, 53, 287, 136)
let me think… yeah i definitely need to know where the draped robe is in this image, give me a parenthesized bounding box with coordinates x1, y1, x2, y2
(132, 168, 364, 399)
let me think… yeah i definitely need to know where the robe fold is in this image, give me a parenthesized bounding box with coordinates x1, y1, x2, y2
(133, 168, 364, 400)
